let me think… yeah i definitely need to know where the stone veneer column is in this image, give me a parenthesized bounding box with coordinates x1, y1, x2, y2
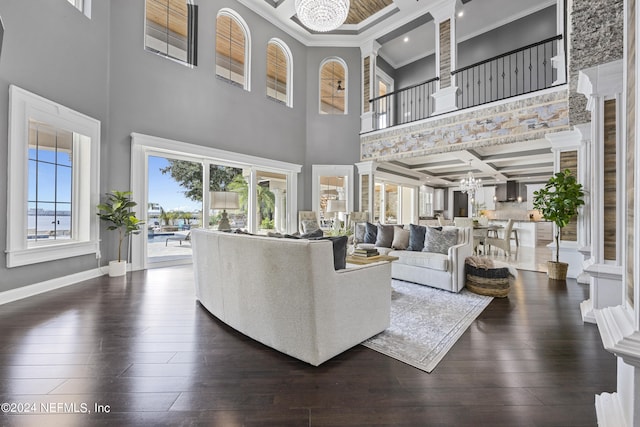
(430, 0, 458, 115)
(577, 59, 624, 323)
(360, 40, 380, 133)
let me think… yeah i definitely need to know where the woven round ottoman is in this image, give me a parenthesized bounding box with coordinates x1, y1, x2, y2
(465, 257, 512, 298)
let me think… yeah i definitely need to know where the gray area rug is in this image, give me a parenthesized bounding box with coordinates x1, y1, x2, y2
(362, 280, 493, 373)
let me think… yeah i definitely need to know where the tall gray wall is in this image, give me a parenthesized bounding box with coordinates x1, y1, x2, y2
(304, 46, 362, 209)
(0, 1, 110, 292)
(0, 0, 363, 292)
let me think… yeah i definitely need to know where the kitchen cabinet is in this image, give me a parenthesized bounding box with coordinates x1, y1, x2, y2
(536, 221, 552, 243)
(526, 184, 544, 210)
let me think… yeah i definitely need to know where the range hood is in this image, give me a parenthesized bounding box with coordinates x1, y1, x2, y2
(496, 181, 520, 202)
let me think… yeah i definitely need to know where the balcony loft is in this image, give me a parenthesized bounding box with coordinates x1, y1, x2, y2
(359, 35, 569, 189)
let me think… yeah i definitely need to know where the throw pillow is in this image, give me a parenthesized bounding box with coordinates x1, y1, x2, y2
(364, 222, 378, 244)
(391, 226, 410, 250)
(301, 219, 320, 234)
(300, 228, 323, 239)
(353, 222, 367, 244)
(311, 235, 348, 270)
(407, 224, 426, 251)
(375, 223, 395, 248)
(423, 226, 458, 255)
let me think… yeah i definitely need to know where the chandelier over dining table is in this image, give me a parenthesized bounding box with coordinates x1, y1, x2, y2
(295, 0, 351, 32)
(460, 170, 482, 198)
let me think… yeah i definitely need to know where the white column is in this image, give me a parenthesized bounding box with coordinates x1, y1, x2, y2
(576, 60, 624, 323)
(360, 40, 380, 133)
(545, 129, 586, 280)
(551, 0, 567, 85)
(431, 0, 458, 115)
(271, 188, 285, 233)
(355, 161, 378, 218)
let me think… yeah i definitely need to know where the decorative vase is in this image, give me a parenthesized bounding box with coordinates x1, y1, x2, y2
(547, 261, 568, 280)
(109, 260, 127, 277)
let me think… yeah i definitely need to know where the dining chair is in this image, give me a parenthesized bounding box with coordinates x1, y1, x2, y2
(485, 219, 515, 256)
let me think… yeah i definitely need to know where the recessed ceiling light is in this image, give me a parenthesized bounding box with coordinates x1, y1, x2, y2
(403, 36, 409, 43)
(458, 11, 464, 17)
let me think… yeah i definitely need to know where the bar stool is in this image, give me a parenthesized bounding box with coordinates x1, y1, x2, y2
(511, 229, 519, 246)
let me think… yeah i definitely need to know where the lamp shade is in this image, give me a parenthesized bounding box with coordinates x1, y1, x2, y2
(326, 199, 346, 213)
(210, 191, 239, 210)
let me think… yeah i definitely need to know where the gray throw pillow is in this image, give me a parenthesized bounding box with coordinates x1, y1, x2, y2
(311, 235, 348, 270)
(407, 224, 426, 251)
(353, 222, 367, 244)
(375, 223, 395, 248)
(364, 222, 377, 244)
(301, 219, 320, 234)
(423, 226, 458, 255)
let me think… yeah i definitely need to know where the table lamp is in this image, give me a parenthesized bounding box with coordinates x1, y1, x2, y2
(210, 191, 239, 231)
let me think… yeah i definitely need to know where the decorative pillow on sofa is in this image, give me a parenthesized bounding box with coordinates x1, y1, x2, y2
(391, 226, 410, 250)
(311, 235, 348, 270)
(407, 224, 426, 251)
(301, 219, 320, 234)
(423, 226, 458, 255)
(375, 223, 396, 248)
(353, 222, 367, 244)
(364, 222, 378, 244)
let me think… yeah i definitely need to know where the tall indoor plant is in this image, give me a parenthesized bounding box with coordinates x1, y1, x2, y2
(532, 169, 585, 280)
(97, 190, 144, 277)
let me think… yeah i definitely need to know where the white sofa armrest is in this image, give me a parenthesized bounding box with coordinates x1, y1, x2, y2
(447, 227, 473, 292)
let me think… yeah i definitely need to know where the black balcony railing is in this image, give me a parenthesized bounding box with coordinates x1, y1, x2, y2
(370, 77, 439, 131)
(367, 35, 564, 132)
(452, 34, 563, 110)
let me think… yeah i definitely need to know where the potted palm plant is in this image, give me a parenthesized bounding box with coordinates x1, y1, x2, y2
(532, 170, 585, 280)
(97, 190, 144, 277)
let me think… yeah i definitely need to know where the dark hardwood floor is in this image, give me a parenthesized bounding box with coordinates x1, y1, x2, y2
(0, 266, 616, 426)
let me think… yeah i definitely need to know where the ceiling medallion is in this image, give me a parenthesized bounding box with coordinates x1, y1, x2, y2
(295, 0, 350, 32)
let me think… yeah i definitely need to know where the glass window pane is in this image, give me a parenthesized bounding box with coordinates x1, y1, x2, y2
(57, 165, 73, 203)
(37, 162, 56, 204)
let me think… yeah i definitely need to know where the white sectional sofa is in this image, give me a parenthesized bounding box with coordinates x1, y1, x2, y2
(191, 229, 392, 366)
(361, 226, 473, 293)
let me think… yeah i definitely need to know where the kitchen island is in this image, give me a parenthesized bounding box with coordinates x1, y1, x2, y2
(489, 219, 552, 248)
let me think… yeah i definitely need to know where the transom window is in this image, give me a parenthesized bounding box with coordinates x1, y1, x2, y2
(320, 58, 347, 114)
(266, 39, 292, 107)
(216, 9, 251, 90)
(145, 0, 198, 66)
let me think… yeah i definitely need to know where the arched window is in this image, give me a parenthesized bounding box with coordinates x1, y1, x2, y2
(319, 57, 347, 114)
(145, 0, 197, 66)
(266, 39, 293, 107)
(216, 8, 251, 90)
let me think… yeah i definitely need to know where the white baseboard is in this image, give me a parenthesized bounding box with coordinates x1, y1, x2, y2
(0, 267, 106, 305)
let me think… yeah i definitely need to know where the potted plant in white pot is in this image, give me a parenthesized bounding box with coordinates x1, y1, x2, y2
(97, 190, 144, 277)
(532, 169, 585, 280)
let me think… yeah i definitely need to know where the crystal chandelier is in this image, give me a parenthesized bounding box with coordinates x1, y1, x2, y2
(460, 170, 482, 197)
(295, 0, 350, 32)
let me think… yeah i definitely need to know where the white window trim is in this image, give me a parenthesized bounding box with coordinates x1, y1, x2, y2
(6, 85, 101, 268)
(129, 132, 301, 271)
(267, 38, 293, 108)
(217, 8, 252, 92)
(319, 56, 348, 115)
(67, 0, 91, 18)
(311, 165, 354, 216)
